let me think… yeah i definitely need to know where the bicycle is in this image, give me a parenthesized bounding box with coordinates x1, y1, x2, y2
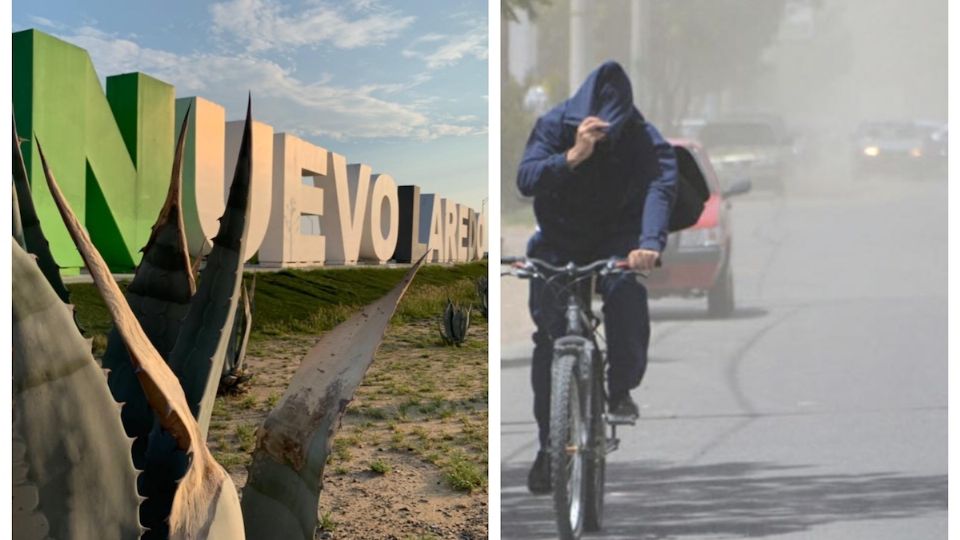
(502, 256, 644, 540)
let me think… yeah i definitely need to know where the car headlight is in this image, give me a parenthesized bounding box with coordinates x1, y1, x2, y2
(678, 227, 721, 248)
(910, 147, 923, 158)
(863, 146, 880, 157)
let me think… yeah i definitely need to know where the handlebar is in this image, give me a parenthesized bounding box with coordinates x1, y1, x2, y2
(501, 256, 649, 280)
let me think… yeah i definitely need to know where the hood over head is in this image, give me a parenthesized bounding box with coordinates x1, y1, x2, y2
(561, 61, 644, 142)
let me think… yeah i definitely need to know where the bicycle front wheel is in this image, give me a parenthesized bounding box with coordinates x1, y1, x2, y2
(583, 352, 606, 531)
(550, 354, 587, 540)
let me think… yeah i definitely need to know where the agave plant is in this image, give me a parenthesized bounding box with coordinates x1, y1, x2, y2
(440, 299, 472, 346)
(220, 275, 255, 393)
(12, 101, 424, 539)
(475, 276, 488, 318)
(12, 116, 72, 307)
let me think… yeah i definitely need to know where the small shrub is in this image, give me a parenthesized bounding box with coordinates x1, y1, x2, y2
(370, 459, 391, 474)
(443, 454, 485, 492)
(319, 512, 337, 532)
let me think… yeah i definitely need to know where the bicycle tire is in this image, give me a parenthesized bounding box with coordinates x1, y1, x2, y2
(550, 354, 586, 540)
(583, 352, 606, 531)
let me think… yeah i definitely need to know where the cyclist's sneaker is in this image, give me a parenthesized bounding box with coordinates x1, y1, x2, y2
(609, 391, 639, 420)
(527, 450, 551, 494)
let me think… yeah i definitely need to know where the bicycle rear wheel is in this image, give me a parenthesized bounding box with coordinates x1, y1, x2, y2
(550, 354, 586, 540)
(583, 353, 606, 531)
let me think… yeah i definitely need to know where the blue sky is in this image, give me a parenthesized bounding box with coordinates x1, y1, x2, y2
(13, 0, 488, 209)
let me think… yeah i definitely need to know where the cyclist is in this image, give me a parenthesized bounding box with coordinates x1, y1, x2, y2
(517, 61, 679, 493)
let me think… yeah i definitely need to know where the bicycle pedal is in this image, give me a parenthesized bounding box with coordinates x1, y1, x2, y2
(606, 437, 620, 454)
(605, 413, 638, 426)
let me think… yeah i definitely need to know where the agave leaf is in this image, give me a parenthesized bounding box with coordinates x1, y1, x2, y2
(100, 105, 195, 469)
(440, 299, 470, 346)
(37, 141, 245, 540)
(441, 299, 454, 344)
(13, 117, 70, 304)
(13, 182, 25, 248)
(139, 98, 253, 537)
(169, 96, 253, 435)
(12, 240, 142, 540)
(241, 255, 425, 540)
(476, 277, 488, 318)
(221, 275, 254, 390)
(190, 244, 205, 282)
(236, 275, 255, 372)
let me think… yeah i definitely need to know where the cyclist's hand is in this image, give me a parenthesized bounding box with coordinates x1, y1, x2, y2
(566, 116, 610, 169)
(627, 249, 660, 272)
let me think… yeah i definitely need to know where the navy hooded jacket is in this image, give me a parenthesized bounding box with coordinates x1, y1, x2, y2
(517, 61, 678, 256)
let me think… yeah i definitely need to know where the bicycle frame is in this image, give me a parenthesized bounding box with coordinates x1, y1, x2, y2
(504, 256, 627, 437)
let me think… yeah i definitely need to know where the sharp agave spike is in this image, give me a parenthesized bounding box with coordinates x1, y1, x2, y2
(100, 104, 196, 470)
(169, 96, 254, 435)
(241, 255, 425, 540)
(141, 97, 254, 537)
(36, 139, 245, 540)
(13, 116, 71, 305)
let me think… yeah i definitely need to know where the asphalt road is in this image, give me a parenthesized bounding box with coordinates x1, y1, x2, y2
(499, 172, 947, 539)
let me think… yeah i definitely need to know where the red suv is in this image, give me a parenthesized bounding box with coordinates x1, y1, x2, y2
(647, 139, 751, 317)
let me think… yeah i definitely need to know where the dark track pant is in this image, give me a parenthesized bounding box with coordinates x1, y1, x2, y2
(527, 234, 651, 448)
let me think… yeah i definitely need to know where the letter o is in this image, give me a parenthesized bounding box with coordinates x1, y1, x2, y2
(360, 173, 399, 262)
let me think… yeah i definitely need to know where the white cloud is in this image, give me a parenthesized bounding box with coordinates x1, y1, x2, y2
(27, 15, 64, 29)
(403, 21, 487, 70)
(209, 0, 415, 53)
(49, 25, 481, 141)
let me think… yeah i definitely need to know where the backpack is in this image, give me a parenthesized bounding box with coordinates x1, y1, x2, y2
(668, 145, 710, 232)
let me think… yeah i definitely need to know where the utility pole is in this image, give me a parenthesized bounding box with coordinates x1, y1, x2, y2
(629, 0, 643, 105)
(569, 0, 588, 96)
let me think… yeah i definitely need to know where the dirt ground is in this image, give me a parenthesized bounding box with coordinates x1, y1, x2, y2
(209, 319, 489, 540)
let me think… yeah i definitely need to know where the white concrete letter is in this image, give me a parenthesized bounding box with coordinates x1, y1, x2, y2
(177, 97, 225, 256)
(441, 198, 458, 263)
(318, 155, 369, 264)
(477, 204, 488, 259)
(456, 204, 470, 262)
(360, 173, 399, 263)
(225, 119, 273, 261)
(260, 133, 328, 267)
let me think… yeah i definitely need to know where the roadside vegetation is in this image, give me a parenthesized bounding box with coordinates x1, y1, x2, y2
(68, 260, 489, 537)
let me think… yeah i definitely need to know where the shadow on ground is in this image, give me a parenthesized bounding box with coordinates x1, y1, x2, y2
(500, 460, 946, 539)
(649, 305, 770, 322)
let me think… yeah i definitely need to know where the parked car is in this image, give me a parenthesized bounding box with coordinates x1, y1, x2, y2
(852, 120, 944, 176)
(647, 139, 751, 317)
(697, 115, 796, 191)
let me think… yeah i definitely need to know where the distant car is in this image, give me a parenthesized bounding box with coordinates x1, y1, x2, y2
(647, 139, 751, 317)
(853, 121, 944, 175)
(697, 115, 795, 191)
(922, 124, 948, 175)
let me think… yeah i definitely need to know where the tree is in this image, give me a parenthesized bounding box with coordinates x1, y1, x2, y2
(589, 0, 789, 130)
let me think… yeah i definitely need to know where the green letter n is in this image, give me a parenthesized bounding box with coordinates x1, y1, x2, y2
(13, 29, 174, 273)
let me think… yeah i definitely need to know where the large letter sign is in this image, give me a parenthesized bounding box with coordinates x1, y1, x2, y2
(260, 133, 328, 266)
(393, 185, 427, 263)
(225, 119, 273, 261)
(419, 194, 444, 263)
(359, 174, 399, 263)
(13, 29, 174, 272)
(175, 97, 225, 257)
(318, 157, 368, 265)
(13, 29, 486, 271)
